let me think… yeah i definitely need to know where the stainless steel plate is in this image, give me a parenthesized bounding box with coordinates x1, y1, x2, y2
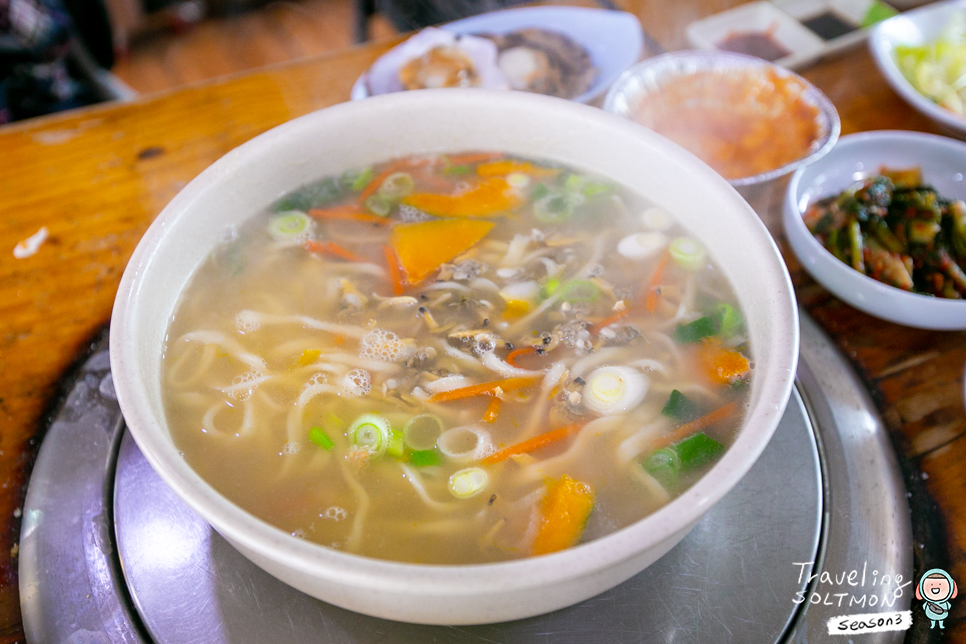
(114, 387, 819, 644)
(19, 313, 912, 643)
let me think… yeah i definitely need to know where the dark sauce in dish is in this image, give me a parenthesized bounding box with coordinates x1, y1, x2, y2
(717, 32, 791, 62)
(801, 11, 857, 41)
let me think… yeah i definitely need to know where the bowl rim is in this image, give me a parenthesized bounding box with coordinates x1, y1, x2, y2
(868, 0, 966, 134)
(784, 129, 966, 329)
(602, 49, 841, 187)
(110, 88, 800, 598)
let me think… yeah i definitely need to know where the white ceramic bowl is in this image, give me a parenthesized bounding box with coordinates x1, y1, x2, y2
(603, 50, 840, 234)
(869, 0, 966, 138)
(351, 6, 644, 104)
(111, 89, 799, 625)
(784, 130, 966, 330)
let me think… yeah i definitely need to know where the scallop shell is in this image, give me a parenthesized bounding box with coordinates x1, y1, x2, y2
(498, 46, 551, 91)
(367, 27, 509, 95)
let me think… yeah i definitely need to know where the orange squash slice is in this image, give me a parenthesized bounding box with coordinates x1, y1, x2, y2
(389, 218, 494, 284)
(403, 178, 521, 217)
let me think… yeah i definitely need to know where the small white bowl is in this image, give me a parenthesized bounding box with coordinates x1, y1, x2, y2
(351, 6, 644, 103)
(784, 130, 966, 330)
(869, 0, 966, 138)
(111, 89, 799, 625)
(604, 50, 840, 233)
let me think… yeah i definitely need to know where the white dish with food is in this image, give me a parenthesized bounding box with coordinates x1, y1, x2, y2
(784, 130, 966, 329)
(111, 89, 799, 624)
(773, 0, 898, 54)
(351, 6, 644, 103)
(685, 1, 826, 69)
(869, 0, 966, 138)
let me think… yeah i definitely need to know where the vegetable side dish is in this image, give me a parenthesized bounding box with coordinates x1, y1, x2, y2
(895, 12, 966, 116)
(803, 167, 966, 298)
(632, 67, 823, 181)
(161, 152, 753, 564)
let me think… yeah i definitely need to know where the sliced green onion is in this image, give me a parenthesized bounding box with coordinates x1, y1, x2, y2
(661, 390, 700, 422)
(273, 177, 342, 211)
(403, 414, 444, 451)
(644, 447, 681, 486)
(644, 432, 723, 485)
(675, 315, 718, 344)
(581, 182, 611, 197)
(444, 164, 472, 175)
(308, 426, 334, 450)
(563, 174, 584, 191)
(349, 413, 392, 457)
(714, 303, 743, 338)
(533, 192, 584, 223)
(377, 172, 415, 200)
(386, 428, 405, 458)
(448, 467, 488, 498)
(409, 449, 440, 467)
(675, 432, 724, 469)
(267, 211, 312, 243)
(343, 167, 373, 191)
(530, 183, 550, 200)
(540, 277, 561, 300)
(560, 280, 600, 303)
(365, 194, 393, 217)
(507, 172, 530, 189)
(669, 237, 707, 271)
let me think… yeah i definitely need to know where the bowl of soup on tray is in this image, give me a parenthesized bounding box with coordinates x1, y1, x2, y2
(111, 89, 799, 625)
(604, 50, 840, 232)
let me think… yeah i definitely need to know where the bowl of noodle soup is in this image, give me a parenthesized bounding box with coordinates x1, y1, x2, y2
(111, 89, 798, 624)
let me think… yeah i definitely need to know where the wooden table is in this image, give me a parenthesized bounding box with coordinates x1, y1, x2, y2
(1, 2, 964, 642)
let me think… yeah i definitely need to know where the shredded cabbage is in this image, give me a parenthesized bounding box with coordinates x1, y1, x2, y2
(895, 12, 966, 115)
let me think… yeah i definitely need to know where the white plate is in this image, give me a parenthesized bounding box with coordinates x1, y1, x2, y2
(784, 130, 966, 330)
(773, 0, 897, 55)
(869, 0, 966, 138)
(351, 6, 644, 103)
(686, 1, 826, 69)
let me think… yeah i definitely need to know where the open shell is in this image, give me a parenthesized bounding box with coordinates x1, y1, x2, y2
(367, 27, 509, 95)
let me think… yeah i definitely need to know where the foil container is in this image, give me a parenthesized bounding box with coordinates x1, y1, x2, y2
(603, 50, 840, 233)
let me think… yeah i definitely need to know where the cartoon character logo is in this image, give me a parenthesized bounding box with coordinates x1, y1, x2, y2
(916, 568, 958, 629)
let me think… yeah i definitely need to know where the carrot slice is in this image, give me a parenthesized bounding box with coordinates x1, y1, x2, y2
(481, 420, 587, 465)
(427, 376, 539, 403)
(532, 475, 595, 556)
(383, 245, 405, 296)
(482, 397, 502, 423)
(698, 338, 751, 384)
(644, 250, 670, 313)
(403, 178, 522, 218)
(444, 152, 503, 166)
(506, 345, 539, 367)
(357, 160, 412, 204)
(389, 218, 494, 284)
(305, 240, 365, 263)
(589, 307, 629, 335)
(308, 206, 394, 226)
(476, 160, 559, 177)
(651, 401, 738, 452)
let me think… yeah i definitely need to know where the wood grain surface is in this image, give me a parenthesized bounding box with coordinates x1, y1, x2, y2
(1, 2, 965, 643)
